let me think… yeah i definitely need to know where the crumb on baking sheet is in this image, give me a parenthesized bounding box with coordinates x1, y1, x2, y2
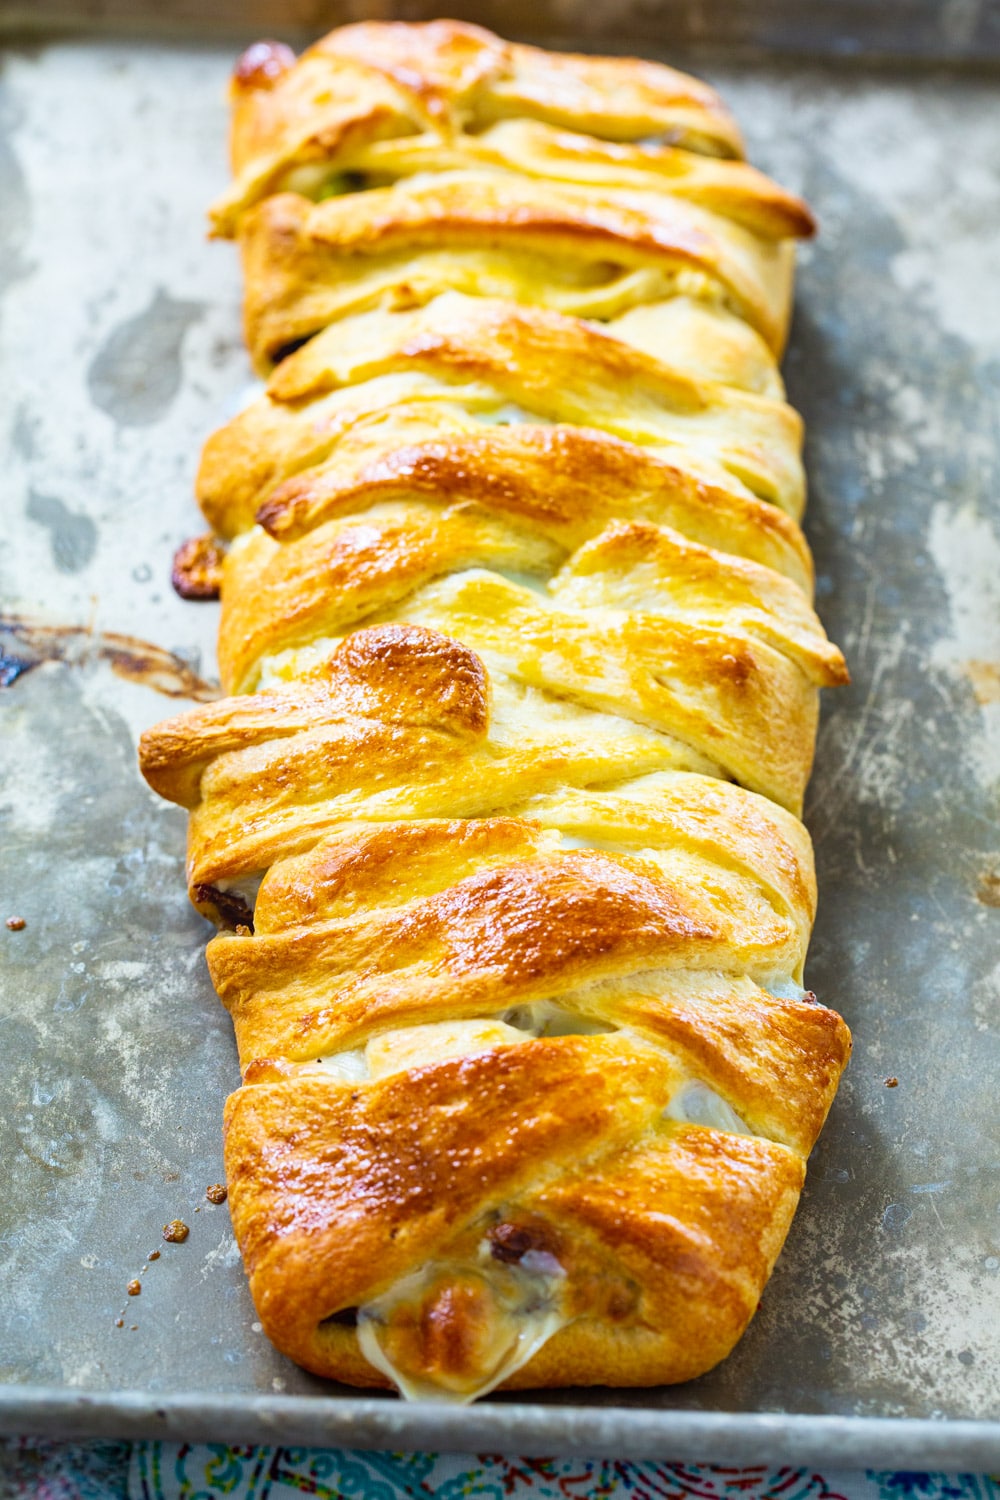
(206, 1183, 228, 1204)
(127, 1279, 141, 1296)
(6, 916, 26, 931)
(884, 1076, 899, 1088)
(162, 1219, 190, 1243)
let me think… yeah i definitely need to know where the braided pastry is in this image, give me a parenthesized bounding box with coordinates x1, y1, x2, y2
(139, 21, 851, 1403)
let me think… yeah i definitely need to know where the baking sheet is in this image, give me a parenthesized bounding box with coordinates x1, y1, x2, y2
(5, 0, 1000, 61)
(1, 26, 999, 1467)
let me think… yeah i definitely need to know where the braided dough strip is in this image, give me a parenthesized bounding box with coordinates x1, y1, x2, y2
(139, 22, 850, 1402)
(212, 21, 757, 235)
(239, 181, 796, 367)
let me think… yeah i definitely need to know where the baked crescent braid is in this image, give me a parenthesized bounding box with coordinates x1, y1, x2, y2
(139, 22, 851, 1402)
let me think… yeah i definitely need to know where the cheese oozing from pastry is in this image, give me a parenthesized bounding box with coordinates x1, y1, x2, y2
(307, 1006, 617, 1084)
(664, 1080, 755, 1136)
(355, 1251, 569, 1403)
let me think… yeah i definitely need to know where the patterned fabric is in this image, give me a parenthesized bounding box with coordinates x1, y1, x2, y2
(126, 1451, 1000, 1500)
(1, 1439, 998, 1500)
(0, 1436, 130, 1499)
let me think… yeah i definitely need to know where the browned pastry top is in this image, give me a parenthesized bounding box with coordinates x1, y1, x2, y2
(139, 20, 849, 1404)
(214, 21, 768, 236)
(238, 179, 798, 366)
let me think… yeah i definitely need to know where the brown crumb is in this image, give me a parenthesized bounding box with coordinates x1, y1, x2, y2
(162, 1219, 189, 1243)
(114, 1318, 124, 1328)
(977, 871, 1000, 907)
(130, 1325, 138, 1331)
(126, 1279, 141, 1296)
(148, 1249, 160, 1261)
(5, 917, 25, 931)
(171, 533, 225, 601)
(884, 1076, 899, 1088)
(206, 1183, 228, 1204)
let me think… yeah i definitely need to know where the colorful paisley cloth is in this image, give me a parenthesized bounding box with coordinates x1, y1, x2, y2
(1, 1440, 998, 1500)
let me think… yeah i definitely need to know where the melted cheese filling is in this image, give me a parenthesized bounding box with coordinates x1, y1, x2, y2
(762, 972, 808, 1003)
(280, 165, 371, 198)
(311, 1047, 369, 1082)
(477, 401, 552, 426)
(307, 1000, 762, 1403)
(664, 1080, 755, 1137)
(501, 999, 615, 1038)
(308, 1004, 615, 1083)
(356, 1247, 568, 1403)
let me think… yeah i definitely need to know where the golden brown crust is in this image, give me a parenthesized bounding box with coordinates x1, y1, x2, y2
(215, 509, 843, 707)
(198, 377, 798, 549)
(336, 122, 814, 239)
(222, 1045, 818, 1386)
(138, 22, 850, 1402)
(258, 422, 807, 569)
(238, 179, 797, 367)
(209, 820, 810, 1061)
(204, 294, 805, 534)
(214, 22, 759, 237)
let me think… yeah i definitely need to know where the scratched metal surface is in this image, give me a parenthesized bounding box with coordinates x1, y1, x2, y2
(1, 35, 999, 1465)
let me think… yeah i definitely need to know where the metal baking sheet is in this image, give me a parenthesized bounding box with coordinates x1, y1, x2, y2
(5, 0, 1000, 63)
(1, 20, 999, 1469)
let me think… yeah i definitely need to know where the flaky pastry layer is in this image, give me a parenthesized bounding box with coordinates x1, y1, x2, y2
(213, 22, 760, 235)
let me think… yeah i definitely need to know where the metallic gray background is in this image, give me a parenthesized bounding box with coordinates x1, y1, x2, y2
(0, 33, 998, 1463)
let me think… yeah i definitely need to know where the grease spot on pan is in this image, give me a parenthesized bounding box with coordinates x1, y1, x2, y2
(26, 490, 98, 574)
(882, 1202, 913, 1232)
(0, 616, 219, 701)
(87, 288, 202, 427)
(0, 91, 32, 297)
(10, 402, 40, 460)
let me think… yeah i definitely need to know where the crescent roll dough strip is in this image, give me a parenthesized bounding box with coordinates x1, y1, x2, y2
(215, 509, 842, 701)
(213, 22, 759, 234)
(240, 178, 796, 367)
(201, 291, 806, 550)
(139, 22, 850, 1404)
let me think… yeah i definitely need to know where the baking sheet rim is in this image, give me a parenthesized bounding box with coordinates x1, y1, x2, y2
(3, 1387, 1000, 1467)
